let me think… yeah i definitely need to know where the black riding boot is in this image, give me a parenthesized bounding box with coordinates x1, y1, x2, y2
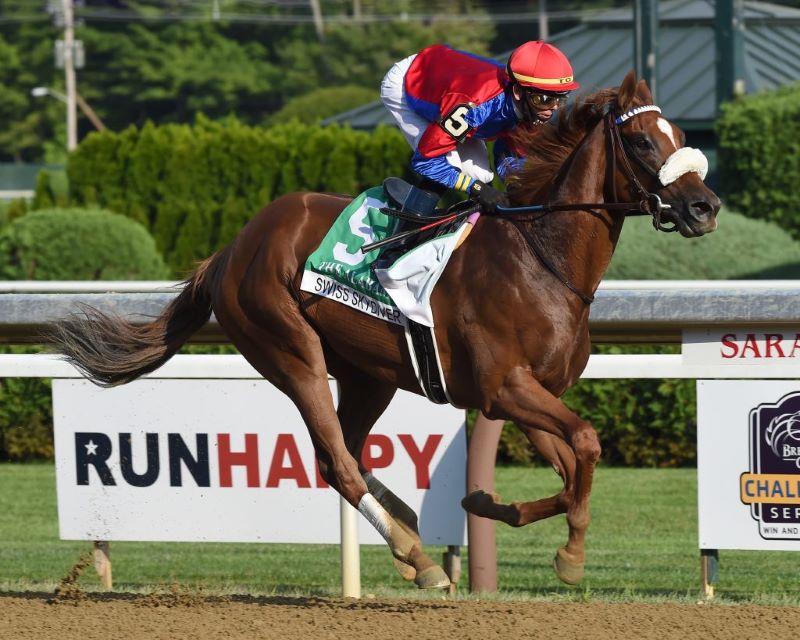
(376, 178, 441, 267)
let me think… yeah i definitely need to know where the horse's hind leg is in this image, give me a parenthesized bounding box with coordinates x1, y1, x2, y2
(462, 428, 575, 527)
(229, 317, 367, 501)
(229, 319, 441, 583)
(331, 369, 449, 589)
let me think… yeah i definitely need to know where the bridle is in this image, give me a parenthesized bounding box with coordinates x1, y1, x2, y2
(499, 105, 683, 305)
(605, 109, 677, 232)
(498, 106, 675, 227)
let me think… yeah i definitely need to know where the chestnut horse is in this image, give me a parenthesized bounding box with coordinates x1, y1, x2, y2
(49, 72, 720, 589)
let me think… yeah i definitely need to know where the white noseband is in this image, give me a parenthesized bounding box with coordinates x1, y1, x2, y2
(658, 147, 709, 186)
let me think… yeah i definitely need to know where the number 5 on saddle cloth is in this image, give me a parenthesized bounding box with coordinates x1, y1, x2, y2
(299, 178, 480, 404)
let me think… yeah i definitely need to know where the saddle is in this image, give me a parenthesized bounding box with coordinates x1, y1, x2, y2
(383, 177, 440, 220)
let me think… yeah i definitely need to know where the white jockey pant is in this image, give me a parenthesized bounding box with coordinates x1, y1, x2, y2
(380, 54, 495, 185)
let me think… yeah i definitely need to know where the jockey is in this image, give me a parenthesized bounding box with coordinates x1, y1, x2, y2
(380, 41, 579, 215)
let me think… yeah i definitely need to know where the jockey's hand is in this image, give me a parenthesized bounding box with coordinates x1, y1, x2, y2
(469, 181, 509, 214)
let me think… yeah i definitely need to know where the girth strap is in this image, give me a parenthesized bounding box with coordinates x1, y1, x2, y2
(405, 320, 450, 404)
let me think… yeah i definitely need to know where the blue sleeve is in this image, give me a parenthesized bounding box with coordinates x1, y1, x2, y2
(410, 151, 476, 193)
(493, 138, 525, 182)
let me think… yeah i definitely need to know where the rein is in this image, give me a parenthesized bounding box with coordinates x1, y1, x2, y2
(495, 111, 673, 225)
(497, 107, 677, 306)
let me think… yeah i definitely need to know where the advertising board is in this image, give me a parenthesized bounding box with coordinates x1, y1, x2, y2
(698, 380, 800, 551)
(53, 379, 466, 545)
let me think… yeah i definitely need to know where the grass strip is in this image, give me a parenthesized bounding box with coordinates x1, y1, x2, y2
(1, 463, 798, 604)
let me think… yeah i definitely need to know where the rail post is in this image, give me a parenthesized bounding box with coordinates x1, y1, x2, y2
(700, 548, 719, 600)
(93, 540, 112, 590)
(466, 414, 504, 593)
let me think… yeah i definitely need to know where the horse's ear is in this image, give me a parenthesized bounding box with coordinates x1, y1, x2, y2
(616, 69, 637, 111)
(636, 78, 654, 104)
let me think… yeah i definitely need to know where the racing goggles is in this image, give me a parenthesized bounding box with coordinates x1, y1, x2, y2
(527, 92, 568, 109)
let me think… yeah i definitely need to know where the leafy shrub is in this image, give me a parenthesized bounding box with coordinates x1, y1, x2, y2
(0, 347, 52, 462)
(717, 83, 800, 239)
(0, 198, 29, 228)
(0, 207, 169, 280)
(31, 168, 69, 210)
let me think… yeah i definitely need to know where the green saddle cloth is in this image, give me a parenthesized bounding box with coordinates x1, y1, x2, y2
(299, 186, 404, 325)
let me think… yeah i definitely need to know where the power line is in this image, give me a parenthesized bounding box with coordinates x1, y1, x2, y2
(69, 9, 604, 25)
(0, 3, 609, 26)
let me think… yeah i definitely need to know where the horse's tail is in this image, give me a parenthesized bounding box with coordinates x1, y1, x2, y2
(47, 247, 232, 387)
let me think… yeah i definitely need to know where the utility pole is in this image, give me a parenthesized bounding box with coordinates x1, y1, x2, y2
(633, 0, 658, 100)
(309, 0, 324, 42)
(62, 0, 77, 151)
(538, 0, 548, 41)
(715, 0, 746, 106)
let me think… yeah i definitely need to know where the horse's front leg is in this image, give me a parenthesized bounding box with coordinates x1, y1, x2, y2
(465, 367, 601, 585)
(462, 427, 575, 527)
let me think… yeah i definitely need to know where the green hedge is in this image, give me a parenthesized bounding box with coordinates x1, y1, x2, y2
(717, 83, 800, 239)
(63, 118, 411, 274)
(0, 348, 53, 462)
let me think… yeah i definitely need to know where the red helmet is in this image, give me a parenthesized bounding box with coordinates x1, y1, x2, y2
(507, 41, 579, 92)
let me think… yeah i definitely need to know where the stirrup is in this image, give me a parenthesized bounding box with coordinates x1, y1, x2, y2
(383, 177, 439, 218)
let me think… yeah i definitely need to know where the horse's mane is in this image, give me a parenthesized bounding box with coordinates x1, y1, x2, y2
(506, 87, 620, 205)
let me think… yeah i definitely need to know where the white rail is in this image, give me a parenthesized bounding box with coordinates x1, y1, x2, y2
(4, 352, 797, 380)
(0, 279, 798, 293)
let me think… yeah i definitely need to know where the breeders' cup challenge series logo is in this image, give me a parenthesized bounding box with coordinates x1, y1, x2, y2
(740, 392, 800, 541)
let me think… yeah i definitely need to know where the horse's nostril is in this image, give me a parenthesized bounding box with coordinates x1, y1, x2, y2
(690, 200, 713, 216)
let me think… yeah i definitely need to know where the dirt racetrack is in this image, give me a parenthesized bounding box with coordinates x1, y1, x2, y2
(3, 591, 800, 640)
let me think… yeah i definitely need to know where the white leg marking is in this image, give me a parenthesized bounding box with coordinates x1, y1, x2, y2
(358, 493, 393, 544)
(657, 117, 677, 150)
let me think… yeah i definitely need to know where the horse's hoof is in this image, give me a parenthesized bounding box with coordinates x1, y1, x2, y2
(461, 490, 501, 516)
(392, 557, 416, 582)
(414, 565, 451, 590)
(552, 547, 584, 586)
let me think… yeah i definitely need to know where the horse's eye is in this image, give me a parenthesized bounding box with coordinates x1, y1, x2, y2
(632, 136, 653, 151)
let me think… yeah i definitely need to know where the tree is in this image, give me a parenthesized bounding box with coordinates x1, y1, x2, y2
(0, 26, 62, 162)
(0, 1, 498, 160)
(267, 86, 378, 125)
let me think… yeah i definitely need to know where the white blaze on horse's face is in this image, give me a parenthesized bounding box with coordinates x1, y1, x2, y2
(617, 105, 709, 187)
(656, 117, 677, 151)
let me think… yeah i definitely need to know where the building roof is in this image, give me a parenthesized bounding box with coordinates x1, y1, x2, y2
(323, 0, 800, 130)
